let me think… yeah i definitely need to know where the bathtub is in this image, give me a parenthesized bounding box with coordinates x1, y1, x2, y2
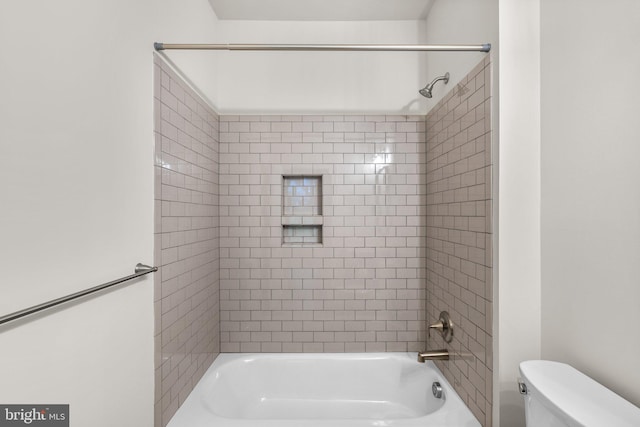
(167, 352, 481, 427)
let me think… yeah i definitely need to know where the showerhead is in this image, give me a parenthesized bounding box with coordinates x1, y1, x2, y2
(419, 87, 432, 98)
(419, 72, 450, 98)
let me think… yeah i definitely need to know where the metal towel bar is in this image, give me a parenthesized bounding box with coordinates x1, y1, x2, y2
(0, 263, 157, 326)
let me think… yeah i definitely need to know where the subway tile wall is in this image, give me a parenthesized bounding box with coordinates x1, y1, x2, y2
(152, 54, 494, 426)
(218, 115, 429, 352)
(153, 55, 220, 427)
(425, 57, 493, 426)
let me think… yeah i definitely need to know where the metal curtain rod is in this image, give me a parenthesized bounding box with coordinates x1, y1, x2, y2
(154, 42, 491, 52)
(0, 263, 158, 326)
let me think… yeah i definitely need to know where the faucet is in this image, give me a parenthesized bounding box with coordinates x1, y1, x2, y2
(417, 350, 449, 363)
(418, 311, 454, 362)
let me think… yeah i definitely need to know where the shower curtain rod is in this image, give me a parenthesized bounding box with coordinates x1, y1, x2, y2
(153, 43, 491, 52)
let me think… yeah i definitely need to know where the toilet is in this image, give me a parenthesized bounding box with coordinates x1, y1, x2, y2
(519, 360, 640, 426)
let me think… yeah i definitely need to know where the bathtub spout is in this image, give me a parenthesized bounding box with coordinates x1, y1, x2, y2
(417, 350, 449, 363)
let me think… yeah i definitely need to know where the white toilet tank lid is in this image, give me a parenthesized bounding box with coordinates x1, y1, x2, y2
(519, 360, 640, 427)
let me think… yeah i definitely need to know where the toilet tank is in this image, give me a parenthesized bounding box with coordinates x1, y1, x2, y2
(519, 360, 640, 427)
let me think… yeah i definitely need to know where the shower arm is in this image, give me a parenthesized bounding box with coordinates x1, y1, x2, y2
(428, 74, 449, 88)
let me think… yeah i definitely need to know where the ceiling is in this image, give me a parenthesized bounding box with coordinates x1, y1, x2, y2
(208, 0, 434, 21)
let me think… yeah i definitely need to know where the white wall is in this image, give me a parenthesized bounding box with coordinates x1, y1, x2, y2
(497, 0, 541, 425)
(214, 20, 428, 114)
(540, 0, 640, 407)
(0, 1, 218, 426)
(497, 2, 640, 426)
(422, 0, 498, 108)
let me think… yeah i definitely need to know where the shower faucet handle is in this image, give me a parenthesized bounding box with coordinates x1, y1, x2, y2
(429, 320, 445, 331)
(428, 311, 454, 343)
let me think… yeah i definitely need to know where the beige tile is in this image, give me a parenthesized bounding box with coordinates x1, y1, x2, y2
(154, 59, 220, 427)
(425, 57, 493, 427)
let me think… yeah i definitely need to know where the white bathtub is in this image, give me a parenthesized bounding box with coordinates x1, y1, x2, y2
(167, 353, 481, 427)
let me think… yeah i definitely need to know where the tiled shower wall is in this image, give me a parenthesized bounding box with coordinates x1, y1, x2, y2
(218, 115, 429, 352)
(152, 54, 494, 426)
(153, 55, 220, 427)
(425, 57, 493, 426)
